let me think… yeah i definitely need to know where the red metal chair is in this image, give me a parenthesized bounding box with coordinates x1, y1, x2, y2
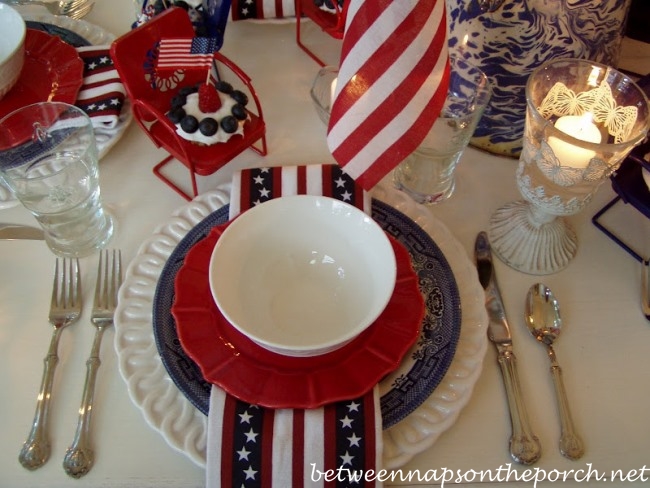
(295, 0, 348, 66)
(110, 7, 267, 200)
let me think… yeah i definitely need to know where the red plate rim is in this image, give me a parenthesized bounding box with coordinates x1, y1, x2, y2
(0, 29, 84, 120)
(172, 221, 424, 409)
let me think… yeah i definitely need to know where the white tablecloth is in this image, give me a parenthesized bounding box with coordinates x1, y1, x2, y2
(1, 2, 649, 486)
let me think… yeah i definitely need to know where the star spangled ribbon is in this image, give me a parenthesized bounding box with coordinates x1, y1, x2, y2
(156, 37, 220, 70)
(207, 164, 381, 487)
(74, 46, 126, 129)
(230, 0, 295, 20)
(327, 0, 450, 190)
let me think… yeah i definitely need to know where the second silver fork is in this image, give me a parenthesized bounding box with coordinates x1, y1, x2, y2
(63, 249, 122, 478)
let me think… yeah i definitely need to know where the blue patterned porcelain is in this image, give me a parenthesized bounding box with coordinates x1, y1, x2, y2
(447, 0, 632, 157)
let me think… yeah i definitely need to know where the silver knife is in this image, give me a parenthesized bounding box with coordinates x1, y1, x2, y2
(475, 231, 541, 465)
(0, 224, 44, 240)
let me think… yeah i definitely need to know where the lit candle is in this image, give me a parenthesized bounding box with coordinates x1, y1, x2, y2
(547, 113, 602, 169)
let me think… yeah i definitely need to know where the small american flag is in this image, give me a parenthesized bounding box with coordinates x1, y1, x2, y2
(327, 0, 450, 190)
(156, 37, 220, 70)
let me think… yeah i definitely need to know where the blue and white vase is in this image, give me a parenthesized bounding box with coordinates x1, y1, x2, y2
(447, 0, 632, 157)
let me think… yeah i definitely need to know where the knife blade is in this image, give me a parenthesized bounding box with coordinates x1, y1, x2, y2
(0, 224, 44, 240)
(475, 231, 541, 465)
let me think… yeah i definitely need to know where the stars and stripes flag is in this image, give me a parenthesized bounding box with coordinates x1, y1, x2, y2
(207, 386, 380, 487)
(228, 164, 371, 219)
(155, 37, 220, 70)
(327, 0, 450, 190)
(207, 164, 379, 487)
(74, 46, 126, 129)
(231, 0, 295, 20)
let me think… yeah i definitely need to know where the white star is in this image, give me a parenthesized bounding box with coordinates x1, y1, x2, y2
(239, 411, 253, 423)
(244, 428, 258, 443)
(110, 98, 120, 106)
(88, 104, 97, 110)
(340, 451, 354, 466)
(260, 167, 270, 173)
(100, 56, 110, 64)
(88, 61, 97, 70)
(98, 103, 107, 110)
(347, 401, 360, 412)
(347, 433, 362, 447)
(259, 187, 270, 198)
(253, 175, 265, 185)
(341, 190, 352, 201)
(241, 7, 249, 14)
(340, 415, 353, 429)
(236, 446, 251, 461)
(253, 199, 262, 206)
(334, 176, 347, 188)
(243, 466, 258, 480)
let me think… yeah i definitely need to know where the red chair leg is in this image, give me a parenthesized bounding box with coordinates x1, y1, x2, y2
(153, 155, 196, 201)
(295, 0, 327, 66)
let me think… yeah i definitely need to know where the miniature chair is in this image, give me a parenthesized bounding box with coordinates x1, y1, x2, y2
(295, 0, 348, 66)
(592, 139, 650, 263)
(111, 7, 267, 200)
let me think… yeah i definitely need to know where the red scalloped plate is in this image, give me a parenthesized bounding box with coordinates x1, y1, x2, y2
(172, 221, 424, 409)
(0, 29, 84, 119)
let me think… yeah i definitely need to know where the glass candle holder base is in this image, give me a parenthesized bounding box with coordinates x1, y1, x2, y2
(488, 200, 578, 275)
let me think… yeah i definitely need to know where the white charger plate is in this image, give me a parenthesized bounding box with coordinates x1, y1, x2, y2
(113, 182, 488, 469)
(0, 11, 133, 210)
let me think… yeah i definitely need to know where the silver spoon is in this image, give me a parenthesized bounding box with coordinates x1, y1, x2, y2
(525, 283, 585, 460)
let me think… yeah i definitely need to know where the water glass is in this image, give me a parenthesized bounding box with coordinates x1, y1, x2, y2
(393, 56, 491, 204)
(0, 102, 113, 257)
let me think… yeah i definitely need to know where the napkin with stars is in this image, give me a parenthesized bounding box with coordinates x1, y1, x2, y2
(206, 164, 381, 487)
(74, 45, 126, 130)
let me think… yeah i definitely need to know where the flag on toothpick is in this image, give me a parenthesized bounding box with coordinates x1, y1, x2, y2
(156, 37, 220, 70)
(327, 0, 450, 190)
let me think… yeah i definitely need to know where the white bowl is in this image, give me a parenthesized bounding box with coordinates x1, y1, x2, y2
(0, 4, 25, 100)
(209, 195, 397, 357)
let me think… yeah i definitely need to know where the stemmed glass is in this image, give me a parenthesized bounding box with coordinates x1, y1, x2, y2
(488, 58, 650, 275)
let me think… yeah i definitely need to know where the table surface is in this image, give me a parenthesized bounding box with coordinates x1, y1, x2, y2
(1, 2, 649, 487)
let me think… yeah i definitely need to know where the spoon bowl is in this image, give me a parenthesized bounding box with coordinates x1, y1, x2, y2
(525, 283, 562, 346)
(525, 283, 585, 461)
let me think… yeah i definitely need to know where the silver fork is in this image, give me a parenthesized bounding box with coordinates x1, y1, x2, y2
(641, 259, 650, 320)
(5, 0, 94, 19)
(19, 258, 82, 470)
(63, 250, 122, 478)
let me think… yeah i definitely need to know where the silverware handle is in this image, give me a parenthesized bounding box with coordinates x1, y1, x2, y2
(548, 349, 584, 460)
(496, 346, 542, 465)
(19, 328, 63, 470)
(63, 326, 106, 478)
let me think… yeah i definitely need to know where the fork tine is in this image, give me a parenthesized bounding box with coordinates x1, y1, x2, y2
(95, 250, 106, 309)
(51, 259, 61, 311)
(111, 250, 122, 309)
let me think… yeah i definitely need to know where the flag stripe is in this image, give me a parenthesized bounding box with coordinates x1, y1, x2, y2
(292, 410, 305, 488)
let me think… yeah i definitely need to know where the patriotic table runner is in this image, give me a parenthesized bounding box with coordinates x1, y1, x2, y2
(207, 164, 381, 487)
(74, 46, 126, 130)
(327, 0, 450, 190)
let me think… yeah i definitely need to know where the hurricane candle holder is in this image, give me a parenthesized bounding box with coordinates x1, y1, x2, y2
(488, 58, 650, 275)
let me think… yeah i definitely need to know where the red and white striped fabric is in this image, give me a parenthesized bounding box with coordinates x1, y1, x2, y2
(327, 0, 450, 190)
(230, 0, 295, 20)
(74, 46, 126, 130)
